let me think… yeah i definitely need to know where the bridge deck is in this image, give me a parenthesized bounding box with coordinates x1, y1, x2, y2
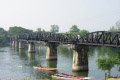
(9, 31, 120, 48)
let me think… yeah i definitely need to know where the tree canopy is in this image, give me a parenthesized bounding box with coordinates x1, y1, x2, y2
(36, 28, 46, 32)
(50, 25, 59, 33)
(96, 49, 120, 75)
(0, 28, 7, 34)
(37, 28, 42, 32)
(80, 29, 89, 36)
(0, 28, 7, 42)
(96, 57, 115, 71)
(8, 26, 33, 36)
(109, 20, 120, 32)
(69, 25, 80, 34)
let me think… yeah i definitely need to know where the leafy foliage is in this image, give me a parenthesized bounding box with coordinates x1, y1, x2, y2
(8, 26, 33, 36)
(36, 28, 46, 32)
(96, 54, 120, 76)
(109, 20, 120, 32)
(0, 28, 7, 42)
(109, 26, 117, 32)
(69, 25, 89, 37)
(22, 78, 29, 80)
(0, 28, 7, 34)
(116, 20, 120, 31)
(50, 25, 59, 33)
(80, 29, 89, 36)
(37, 28, 42, 32)
(96, 57, 115, 71)
(69, 25, 80, 34)
(96, 46, 120, 77)
(114, 53, 120, 66)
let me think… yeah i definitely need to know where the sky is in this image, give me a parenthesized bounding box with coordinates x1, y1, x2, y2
(0, 0, 120, 32)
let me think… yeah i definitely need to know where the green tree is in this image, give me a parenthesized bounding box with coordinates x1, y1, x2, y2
(80, 29, 89, 36)
(0, 28, 7, 42)
(116, 20, 120, 31)
(37, 28, 42, 32)
(0, 28, 7, 34)
(109, 26, 117, 32)
(22, 78, 29, 80)
(36, 28, 46, 32)
(109, 20, 120, 32)
(96, 47, 120, 77)
(8, 26, 33, 36)
(96, 57, 115, 75)
(50, 25, 59, 33)
(69, 25, 80, 34)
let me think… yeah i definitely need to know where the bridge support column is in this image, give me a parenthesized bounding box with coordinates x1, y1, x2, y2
(72, 44, 89, 71)
(19, 41, 25, 49)
(15, 41, 19, 47)
(12, 40, 15, 46)
(46, 42, 59, 60)
(10, 39, 13, 45)
(28, 42, 36, 53)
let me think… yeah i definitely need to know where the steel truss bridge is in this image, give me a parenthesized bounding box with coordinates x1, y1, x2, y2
(10, 31, 120, 48)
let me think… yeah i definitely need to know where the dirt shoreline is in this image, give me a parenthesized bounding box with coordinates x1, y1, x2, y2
(107, 78, 120, 80)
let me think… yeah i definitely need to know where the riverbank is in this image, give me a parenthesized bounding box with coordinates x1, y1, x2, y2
(107, 78, 120, 80)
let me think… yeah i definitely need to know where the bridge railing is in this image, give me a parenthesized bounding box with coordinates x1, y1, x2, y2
(17, 32, 77, 43)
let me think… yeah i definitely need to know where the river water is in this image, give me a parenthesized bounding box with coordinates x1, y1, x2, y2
(0, 44, 119, 80)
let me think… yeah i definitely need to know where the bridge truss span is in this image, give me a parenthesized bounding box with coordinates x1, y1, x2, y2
(10, 31, 120, 48)
(79, 31, 120, 48)
(18, 32, 77, 44)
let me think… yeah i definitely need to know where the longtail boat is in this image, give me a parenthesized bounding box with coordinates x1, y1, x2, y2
(33, 66, 57, 71)
(52, 73, 93, 80)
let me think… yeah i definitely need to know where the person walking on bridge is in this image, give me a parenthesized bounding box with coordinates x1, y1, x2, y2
(77, 34, 80, 41)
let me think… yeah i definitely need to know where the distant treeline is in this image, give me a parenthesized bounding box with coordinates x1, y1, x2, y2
(0, 20, 120, 42)
(0, 25, 89, 42)
(0, 26, 32, 42)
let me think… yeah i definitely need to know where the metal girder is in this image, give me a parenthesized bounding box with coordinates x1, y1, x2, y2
(9, 31, 120, 48)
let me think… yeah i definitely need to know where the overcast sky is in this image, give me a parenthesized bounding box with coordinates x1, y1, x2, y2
(0, 0, 120, 32)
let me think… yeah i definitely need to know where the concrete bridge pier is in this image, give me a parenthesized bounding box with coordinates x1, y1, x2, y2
(10, 39, 13, 45)
(15, 41, 19, 47)
(72, 44, 89, 71)
(12, 40, 15, 46)
(28, 42, 36, 53)
(46, 42, 59, 60)
(19, 40, 25, 49)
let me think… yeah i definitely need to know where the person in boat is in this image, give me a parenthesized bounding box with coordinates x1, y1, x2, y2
(38, 64, 43, 68)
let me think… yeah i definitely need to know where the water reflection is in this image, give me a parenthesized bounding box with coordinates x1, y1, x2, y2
(18, 49, 27, 59)
(88, 47, 96, 58)
(0, 44, 119, 80)
(10, 44, 17, 52)
(28, 52, 40, 67)
(46, 60, 57, 68)
(72, 71, 88, 77)
(28, 53, 35, 61)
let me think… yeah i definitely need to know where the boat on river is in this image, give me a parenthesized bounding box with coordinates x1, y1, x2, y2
(52, 73, 93, 80)
(33, 66, 57, 71)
